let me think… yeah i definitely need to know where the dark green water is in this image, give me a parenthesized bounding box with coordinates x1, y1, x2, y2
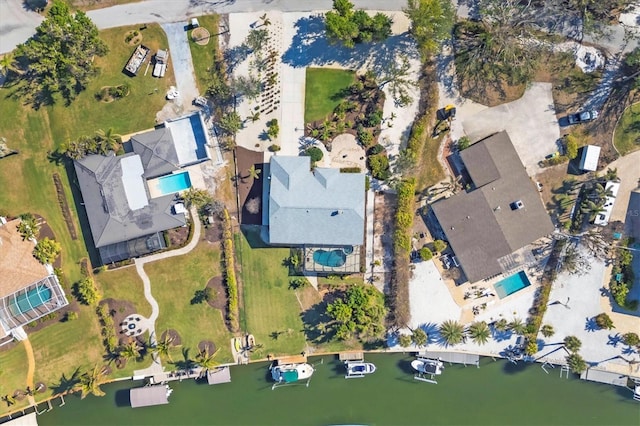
(39, 354, 639, 426)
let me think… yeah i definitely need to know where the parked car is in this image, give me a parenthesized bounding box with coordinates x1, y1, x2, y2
(567, 110, 598, 125)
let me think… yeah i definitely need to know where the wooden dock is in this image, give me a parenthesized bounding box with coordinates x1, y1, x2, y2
(339, 352, 364, 361)
(274, 354, 307, 365)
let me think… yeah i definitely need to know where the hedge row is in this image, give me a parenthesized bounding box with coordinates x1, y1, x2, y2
(388, 179, 416, 327)
(96, 304, 117, 354)
(221, 209, 239, 331)
(524, 239, 565, 354)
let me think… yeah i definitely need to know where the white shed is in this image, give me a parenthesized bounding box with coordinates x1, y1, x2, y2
(579, 145, 600, 171)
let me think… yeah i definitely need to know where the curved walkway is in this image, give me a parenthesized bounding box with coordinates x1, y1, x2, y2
(23, 338, 36, 406)
(133, 207, 201, 376)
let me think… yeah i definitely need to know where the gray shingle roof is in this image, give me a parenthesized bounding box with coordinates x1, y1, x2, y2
(130, 128, 179, 179)
(267, 156, 365, 246)
(432, 132, 554, 282)
(74, 153, 185, 249)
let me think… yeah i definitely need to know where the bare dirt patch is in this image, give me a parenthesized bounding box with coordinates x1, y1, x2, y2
(206, 276, 226, 311)
(235, 147, 265, 225)
(52, 173, 78, 240)
(197, 340, 216, 354)
(166, 227, 189, 247)
(101, 298, 137, 338)
(204, 221, 222, 243)
(160, 329, 182, 347)
(191, 28, 211, 46)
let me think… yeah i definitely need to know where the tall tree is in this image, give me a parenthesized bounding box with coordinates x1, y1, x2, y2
(195, 348, 220, 377)
(439, 320, 465, 346)
(564, 335, 582, 353)
(411, 328, 428, 347)
(95, 128, 122, 153)
(119, 340, 143, 362)
(377, 55, 417, 107)
(325, 0, 392, 48)
(404, 0, 455, 59)
(75, 365, 109, 399)
(468, 321, 491, 345)
(13, 0, 108, 107)
(17, 213, 39, 240)
(33, 237, 61, 264)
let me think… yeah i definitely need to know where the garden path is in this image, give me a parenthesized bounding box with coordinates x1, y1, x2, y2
(132, 207, 202, 378)
(23, 338, 36, 406)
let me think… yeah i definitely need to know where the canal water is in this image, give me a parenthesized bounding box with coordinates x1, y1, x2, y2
(39, 353, 638, 425)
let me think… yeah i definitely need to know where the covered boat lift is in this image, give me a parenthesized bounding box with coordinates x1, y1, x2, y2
(130, 385, 171, 408)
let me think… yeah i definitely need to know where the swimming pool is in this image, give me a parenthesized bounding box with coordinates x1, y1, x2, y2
(158, 171, 192, 195)
(9, 285, 52, 315)
(313, 249, 347, 268)
(494, 271, 531, 299)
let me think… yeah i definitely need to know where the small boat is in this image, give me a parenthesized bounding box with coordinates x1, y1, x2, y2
(411, 357, 444, 375)
(345, 361, 376, 378)
(270, 362, 315, 387)
(411, 357, 444, 384)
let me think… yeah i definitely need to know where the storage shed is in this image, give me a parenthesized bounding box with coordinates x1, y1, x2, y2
(579, 145, 600, 171)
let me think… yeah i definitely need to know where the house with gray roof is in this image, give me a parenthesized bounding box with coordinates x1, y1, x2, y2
(431, 131, 554, 283)
(263, 156, 366, 273)
(74, 153, 186, 264)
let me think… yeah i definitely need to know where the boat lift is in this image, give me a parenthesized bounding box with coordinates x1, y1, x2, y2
(412, 357, 444, 385)
(271, 358, 323, 390)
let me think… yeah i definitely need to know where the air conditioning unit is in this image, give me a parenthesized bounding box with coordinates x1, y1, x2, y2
(511, 200, 524, 210)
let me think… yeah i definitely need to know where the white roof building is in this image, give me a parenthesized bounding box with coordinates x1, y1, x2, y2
(594, 181, 620, 226)
(579, 145, 601, 171)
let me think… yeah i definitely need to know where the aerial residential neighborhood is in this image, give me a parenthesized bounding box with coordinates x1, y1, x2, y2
(0, 0, 639, 425)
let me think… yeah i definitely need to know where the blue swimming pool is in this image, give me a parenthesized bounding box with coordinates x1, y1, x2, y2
(158, 171, 192, 195)
(9, 285, 52, 315)
(494, 271, 531, 299)
(313, 249, 347, 268)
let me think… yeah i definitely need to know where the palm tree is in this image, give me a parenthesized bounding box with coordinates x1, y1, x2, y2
(540, 324, 555, 338)
(494, 318, 509, 332)
(411, 328, 428, 348)
(95, 128, 121, 154)
(259, 14, 272, 27)
(563, 335, 582, 353)
(566, 353, 587, 374)
(17, 213, 39, 240)
(468, 321, 491, 345)
(2, 394, 16, 406)
(604, 167, 618, 181)
(119, 340, 142, 362)
(0, 53, 19, 78)
(439, 320, 465, 346)
(581, 199, 606, 222)
(508, 318, 526, 335)
(195, 348, 220, 377)
(75, 365, 109, 399)
(152, 332, 176, 362)
(247, 164, 261, 180)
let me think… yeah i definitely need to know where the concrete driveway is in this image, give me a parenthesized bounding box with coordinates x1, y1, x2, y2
(461, 82, 560, 177)
(0, 1, 43, 54)
(159, 22, 199, 119)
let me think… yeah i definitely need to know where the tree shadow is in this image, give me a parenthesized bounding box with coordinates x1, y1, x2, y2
(281, 15, 418, 75)
(584, 316, 599, 332)
(300, 296, 334, 345)
(224, 43, 251, 73)
(416, 322, 440, 345)
(114, 389, 131, 407)
(607, 333, 623, 348)
(491, 326, 513, 342)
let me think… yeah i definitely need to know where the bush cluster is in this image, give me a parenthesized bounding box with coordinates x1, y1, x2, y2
(610, 240, 636, 310)
(74, 276, 100, 306)
(367, 154, 390, 180)
(96, 304, 117, 354)
(221, 209, 239, 331)
(388, 179, 416, 327)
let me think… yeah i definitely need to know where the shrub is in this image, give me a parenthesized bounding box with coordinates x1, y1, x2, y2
(305, 146, 324, 163)
(525, 339, 539, 355)
(594, 313, 615, 330)
(268, 144, 281, 152)
(563, 335, 582, 353)
(622, 332, 640, 346)
(74, 277, 100, 306)
(267, 118, 279, 140)
(357, 126, 373, 146)
(398, 334, 412, 347)
(458, 136, 470, 150)
(432, 240, 447, 253)
(340, 167, 361, 173)
(368, 144, 384, 155)
(564, 133, 579, 159)
(65, 311, 78, 321)
(367, 154, 390, 180)
(365, 109, 383, 127)
(33, 237, 61, 264)
(419, 247, 433, 261)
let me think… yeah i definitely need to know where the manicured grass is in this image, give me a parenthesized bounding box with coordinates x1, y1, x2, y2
(97, 266, 152, 318)
(46, 24, 175, 145)
(304, 68, 355, 123)
(65, 0, 143, 11)
(235, 228, 306, 357)
(188, 14, 220, 95)
(147, 240, 234, 365)
(0, 342, 29, 410)
(614, 102, 640, 156)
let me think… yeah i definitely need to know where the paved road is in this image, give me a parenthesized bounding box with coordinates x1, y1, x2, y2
(0, 0, 404, 54)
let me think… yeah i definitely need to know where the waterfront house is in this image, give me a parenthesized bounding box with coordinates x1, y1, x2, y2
(263, 155, 366, 273)
(431, 131, 554, 283)
(0, 218, 68, 343)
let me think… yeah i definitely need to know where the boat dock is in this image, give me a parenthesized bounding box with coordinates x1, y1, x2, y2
(418, 351, 480, 368)
(580, 368, 630, 387)
(147, 366, 231, 385)
(339, 352, 364, 361)
(274, 354, 307, 365)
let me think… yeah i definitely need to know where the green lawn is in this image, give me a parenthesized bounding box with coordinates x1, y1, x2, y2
(614, 102, 640, 156)
(97, 266, 152, 318)
(304, 68, 355, 123)
(188, 14, 220, 95)
(0, 22, 178, 417)
(0, 342, 29, 410)
(235, 228, 306, 357)
(147, 240, 234, 365)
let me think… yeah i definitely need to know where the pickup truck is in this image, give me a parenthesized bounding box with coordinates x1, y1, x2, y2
(567, 110, 598, 125)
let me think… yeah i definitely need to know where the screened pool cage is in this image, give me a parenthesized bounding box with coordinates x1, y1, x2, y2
(0, 275, 68, 332)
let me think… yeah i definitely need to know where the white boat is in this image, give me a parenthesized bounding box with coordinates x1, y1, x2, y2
(411, 357, 444, 384)
(411, 357, 444, 375)
(270, 362, 314, 384)
(345, 361, 376, 378)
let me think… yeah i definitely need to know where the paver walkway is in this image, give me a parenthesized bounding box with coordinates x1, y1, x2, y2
(132, 207, 202, 377)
